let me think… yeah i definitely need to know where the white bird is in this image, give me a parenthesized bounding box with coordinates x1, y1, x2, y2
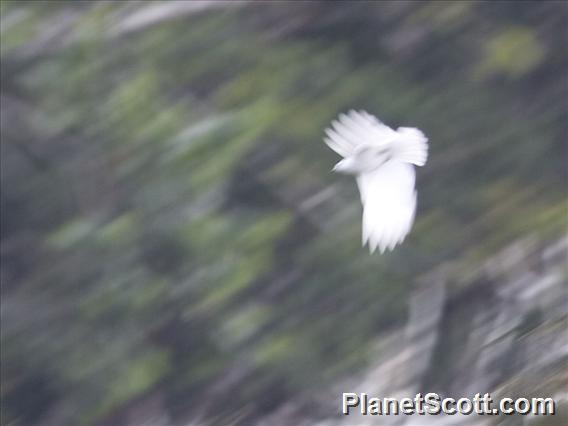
(324, 110, 428, 253)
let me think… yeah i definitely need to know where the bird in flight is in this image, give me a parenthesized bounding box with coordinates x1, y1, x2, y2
(324, 110, 428, 253)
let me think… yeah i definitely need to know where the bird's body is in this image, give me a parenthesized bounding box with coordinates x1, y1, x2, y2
(324, 110, 428, 253)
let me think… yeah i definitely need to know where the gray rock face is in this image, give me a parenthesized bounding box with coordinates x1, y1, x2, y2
(268, 237, 567, 426)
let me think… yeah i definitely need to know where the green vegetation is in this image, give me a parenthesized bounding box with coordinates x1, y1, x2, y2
(1, 1, 566, 424)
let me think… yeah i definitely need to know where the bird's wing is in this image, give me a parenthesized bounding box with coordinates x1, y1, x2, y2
(356, 161, 417, 253)
(324, 110, 396, 158)
(391, 127, 429, 166)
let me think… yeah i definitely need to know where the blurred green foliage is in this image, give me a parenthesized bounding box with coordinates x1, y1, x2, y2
(1, 1, 566, 425)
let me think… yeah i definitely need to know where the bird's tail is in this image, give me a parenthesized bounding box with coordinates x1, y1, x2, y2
(392, 127, 429, 166)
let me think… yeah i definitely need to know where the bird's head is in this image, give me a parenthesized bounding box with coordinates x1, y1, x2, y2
(332, 158, 360, 174)
(333, 145, 393, 175)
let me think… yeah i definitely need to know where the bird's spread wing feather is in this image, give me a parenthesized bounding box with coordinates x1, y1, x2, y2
(356, 162, 417, 253)
(324, 110, 396, 158)
(391, 127, 428, 166)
